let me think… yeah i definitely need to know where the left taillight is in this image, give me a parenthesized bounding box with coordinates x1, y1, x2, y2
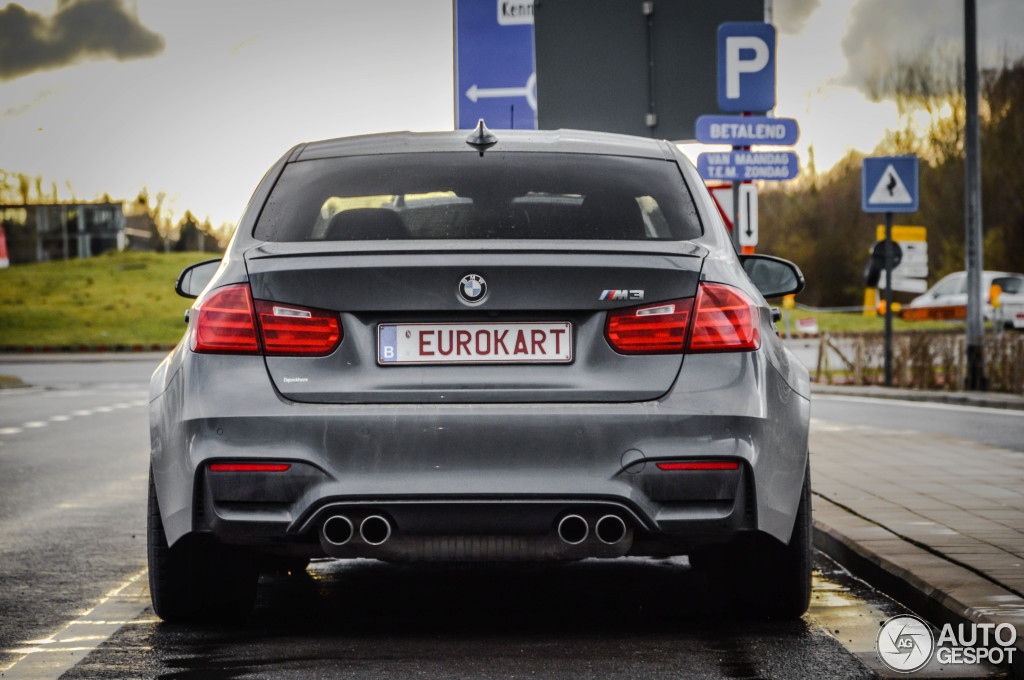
(254, 300, 341, 356)
(191, 284, 261, 354)
(191, 284, 341, 356)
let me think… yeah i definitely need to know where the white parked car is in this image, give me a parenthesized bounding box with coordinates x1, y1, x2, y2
(907, 270, 1024, 326)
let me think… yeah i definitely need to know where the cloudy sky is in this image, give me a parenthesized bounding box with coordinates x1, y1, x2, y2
(1, 0, 1022, 228)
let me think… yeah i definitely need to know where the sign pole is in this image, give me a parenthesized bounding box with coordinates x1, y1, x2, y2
(884, 212, 894, 386)
(963, 0, 987, 390)
(731, 179, 742, 252)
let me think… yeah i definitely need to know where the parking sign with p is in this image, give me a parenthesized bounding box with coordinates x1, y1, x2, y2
(717, 22, 776, 113)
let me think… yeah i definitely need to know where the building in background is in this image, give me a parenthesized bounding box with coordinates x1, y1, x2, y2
(0, 202, 125, 264)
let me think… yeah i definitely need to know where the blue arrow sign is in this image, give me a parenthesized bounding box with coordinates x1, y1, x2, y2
(695, 115, 799, 146)
(717, 22, 776, 113)
(454, 0, 537, 130)
(697, 151, 799, 181)
(861, 156, 919, 213)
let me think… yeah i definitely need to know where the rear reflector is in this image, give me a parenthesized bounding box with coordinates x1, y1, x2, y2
(209, 463, 291, 472)
(191, 284, 261, 354)
(656, 461, 740, 471)
(605, 298, 693, 354)
(688, 283, 760, 353)
(254, 300, 341, 356)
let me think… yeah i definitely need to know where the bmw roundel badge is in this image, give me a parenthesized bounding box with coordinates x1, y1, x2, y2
(458, 274, 487, 304)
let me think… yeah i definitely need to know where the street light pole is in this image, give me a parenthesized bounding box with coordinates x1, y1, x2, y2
(963, 0, 986, 390)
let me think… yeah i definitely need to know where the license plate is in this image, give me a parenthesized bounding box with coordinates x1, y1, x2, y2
(378, 322, 573, 365)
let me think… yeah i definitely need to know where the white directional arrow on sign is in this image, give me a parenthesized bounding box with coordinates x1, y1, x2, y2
(868, 164, 914, 205)
(465, 74, 537, 111)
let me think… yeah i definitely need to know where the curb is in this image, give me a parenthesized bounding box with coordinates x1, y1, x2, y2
(811, 382, 1024, 411)
(813, 495, 1024, 678)
(0, 344, 175, 354)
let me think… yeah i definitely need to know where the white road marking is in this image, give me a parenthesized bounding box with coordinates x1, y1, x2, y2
(0, 399, 149, 436)
(0, 569, 150, 679)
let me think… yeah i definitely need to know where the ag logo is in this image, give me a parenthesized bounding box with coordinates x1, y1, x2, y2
(877, 615, 934, 673)
(458, 274, 487, 305)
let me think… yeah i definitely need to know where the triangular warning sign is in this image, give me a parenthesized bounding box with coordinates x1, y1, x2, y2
(868, 164, 913, 205)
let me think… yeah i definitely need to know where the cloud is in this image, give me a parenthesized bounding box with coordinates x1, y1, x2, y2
(0, 0, 165, 81)
(839, 0, 1024, 99)
(773, 0, 822, 35)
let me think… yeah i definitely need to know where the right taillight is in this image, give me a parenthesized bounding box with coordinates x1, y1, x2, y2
(604, 283, 760, 355)
(689, 283, 760, 352)
(191, 284, 261, 354)
(606, 298, 694, 354)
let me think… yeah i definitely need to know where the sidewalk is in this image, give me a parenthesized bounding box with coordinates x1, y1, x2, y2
(810, 408, 1024, 676)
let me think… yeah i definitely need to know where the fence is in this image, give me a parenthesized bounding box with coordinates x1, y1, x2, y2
(814, 331, 1024, 394)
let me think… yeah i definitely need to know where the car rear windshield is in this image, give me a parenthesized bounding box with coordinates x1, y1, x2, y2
(254, 152, 703, 241)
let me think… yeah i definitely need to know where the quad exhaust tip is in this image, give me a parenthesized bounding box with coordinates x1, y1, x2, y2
(595, 514, 627, 545)
(322, 515, 354, 546)
(360, 515, 392, 546)
(557, 514, 589, 545)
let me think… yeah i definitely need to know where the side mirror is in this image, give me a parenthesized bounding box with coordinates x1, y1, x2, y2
(738, 254, 805, 298)
(175, 258, 222, 299)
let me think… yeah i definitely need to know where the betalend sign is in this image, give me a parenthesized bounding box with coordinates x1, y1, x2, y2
(695, 115, 799, 146)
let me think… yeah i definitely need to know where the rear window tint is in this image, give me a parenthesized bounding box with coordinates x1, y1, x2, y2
(994, 276, 1023, 295)
(254, 152, 703, 241)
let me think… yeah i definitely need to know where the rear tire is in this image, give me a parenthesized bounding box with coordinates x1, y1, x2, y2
(147, 468, 258, 623)
(692, 461, 812, 618)
(751, 461, 813, 618)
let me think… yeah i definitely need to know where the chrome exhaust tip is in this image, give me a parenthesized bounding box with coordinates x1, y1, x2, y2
(322, 515, 354, 546)
(360, 515, 392, 546)
(595, 514, 627, 545)
(557, 514, 589, 545)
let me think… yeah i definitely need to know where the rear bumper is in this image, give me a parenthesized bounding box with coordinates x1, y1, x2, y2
(149, 345, 809, 558)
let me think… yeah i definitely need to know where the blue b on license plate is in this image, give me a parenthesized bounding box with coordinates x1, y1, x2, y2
(378, 322, 573, 365)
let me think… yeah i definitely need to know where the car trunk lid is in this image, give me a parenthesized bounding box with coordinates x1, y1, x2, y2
(243, 241, 704, 403)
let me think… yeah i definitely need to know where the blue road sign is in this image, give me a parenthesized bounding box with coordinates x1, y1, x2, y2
(862, 155, 919, 213)
(695, 114, 798, 146)
(454, 0, 536, 130)
(717, 22, 776, 113)
(697, 150, 799, 181)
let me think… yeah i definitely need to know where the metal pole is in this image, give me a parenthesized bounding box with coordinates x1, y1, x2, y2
(884, 212, 894, 386)
(731, 180, 741, 252)
(964, 0, 986, 390)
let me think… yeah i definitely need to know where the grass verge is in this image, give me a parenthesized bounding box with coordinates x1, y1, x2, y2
(0, 251, 216, 347)
(778, 308, 964, 334)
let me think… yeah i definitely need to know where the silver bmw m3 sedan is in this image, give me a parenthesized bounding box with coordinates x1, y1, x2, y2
(148, 125, 811, 622)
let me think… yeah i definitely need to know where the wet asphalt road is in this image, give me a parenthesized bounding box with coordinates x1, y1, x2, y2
(811, 394, 1024, 453)
(0, 357, 151, 673)
(0, 355, 1012, 679)
(59, 556, 878, 680)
